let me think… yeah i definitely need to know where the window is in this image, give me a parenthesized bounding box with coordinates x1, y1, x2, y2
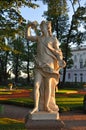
(80, 62, 83, 68)
(74, 65, 77, 68)
(74, 55, 77, 61)
(84, 60, 86, 67)
(68, 73, 71, 79)
(74, 74, 77, 82)
(80, 73, 83, 82)
(79, 58, 83, 68)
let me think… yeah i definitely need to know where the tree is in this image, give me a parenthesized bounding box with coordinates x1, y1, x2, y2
(0, 50, 9, 83)
(26, 41, 37, 83)
(62, 1, 86, 83)
(0, 0, 39, 48)
(11, 37, 25, 82)
(42, 0, 73, 82)
(43, 0, 68, 39)
(0, 0, 39, 84)
(42, 0, 86, 83)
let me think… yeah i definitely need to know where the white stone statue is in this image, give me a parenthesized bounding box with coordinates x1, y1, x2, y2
(26, 20, 66, 114)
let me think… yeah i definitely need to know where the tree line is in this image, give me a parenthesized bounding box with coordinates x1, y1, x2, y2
(0, 0, 86, 85)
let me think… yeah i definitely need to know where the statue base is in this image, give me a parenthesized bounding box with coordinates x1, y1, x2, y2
(28, 111, 59, 120)
(25, 111, 66, 130)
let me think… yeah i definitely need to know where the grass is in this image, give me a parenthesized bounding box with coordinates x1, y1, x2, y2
(56, 89, 84, 112)
(0, 118, 26, 130)
(56, 96, 83, 111)
(0, 88, 85, 129)
(0, 91, 12, 95)
(7, 98, 34, 108)
(1, 92, 84, 112)
(0, 88, 85, 111)
(57, 89, 78, 94)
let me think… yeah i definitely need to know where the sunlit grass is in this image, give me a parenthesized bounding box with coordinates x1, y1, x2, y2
(9, 98, 33, 105)
(0, 88, 84, 128)
(56, 92, 84, 111)
(56, 97, 83, 102)
(7, 95, 84, 111)
(0, 92, 12, 95)
(0, 88, 85, 111)
(57, 89, 78, 94)
(0, 118, 23, 124)
(0, 118, 26, 130)
(0, 89, 30, 95)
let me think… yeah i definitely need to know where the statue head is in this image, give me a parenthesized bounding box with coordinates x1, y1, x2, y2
(46, 21, 52, 36)
(40, 21, 52, 36)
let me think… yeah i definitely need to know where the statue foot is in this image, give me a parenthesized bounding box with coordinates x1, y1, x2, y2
(45, 107, 54, 113)
(30, 107, 38, 114)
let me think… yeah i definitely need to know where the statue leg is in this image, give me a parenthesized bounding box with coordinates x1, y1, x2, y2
(44, 77, 54, 112)
(30, 71, 42, 114)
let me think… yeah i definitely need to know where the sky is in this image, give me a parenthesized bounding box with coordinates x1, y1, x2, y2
(20, 1, 47, 24)
(20, 0, 86, 24)
(20, 0, 86, 40)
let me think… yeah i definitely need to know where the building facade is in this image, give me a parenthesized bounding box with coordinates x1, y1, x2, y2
(60, 45, 86, 83)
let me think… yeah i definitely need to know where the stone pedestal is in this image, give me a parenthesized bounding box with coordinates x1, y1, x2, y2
(25, 112, 65, 130)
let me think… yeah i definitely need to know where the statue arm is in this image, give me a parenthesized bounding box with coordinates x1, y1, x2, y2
(53, 38, 63, 58)
(26, 23, 38, 42)
(48, 43, 60, 55)
(48, 38, 61, 56)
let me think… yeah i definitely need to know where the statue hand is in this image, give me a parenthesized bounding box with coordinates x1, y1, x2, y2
(27, 21, 38, 29)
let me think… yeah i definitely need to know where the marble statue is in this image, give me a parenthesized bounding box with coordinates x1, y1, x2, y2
(26, 20, 66, 114)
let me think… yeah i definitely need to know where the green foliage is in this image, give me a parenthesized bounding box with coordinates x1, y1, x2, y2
(0, 0, 86, 84)
(0, 0, 39, 84)
(0, 0, 39, 48)
(60, 43, 73, 69)
(42, 0, 86, 82)
(69, 7, 86, 45)
(43, 0, 69, 39)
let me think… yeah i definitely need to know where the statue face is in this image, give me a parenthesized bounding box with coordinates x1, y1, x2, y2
(40, 21, 48, 35)
(47, 22, 52, 34)
(40, 21, 52, 36)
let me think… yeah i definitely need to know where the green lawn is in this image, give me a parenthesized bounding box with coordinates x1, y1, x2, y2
(0, 89, 84, 111)
(0, 88, 84, 111)
(56, 89, 84, 111)
(56, 96, 83, 111)
(0, 118, 26, 130)
(0, 88, 85, 129)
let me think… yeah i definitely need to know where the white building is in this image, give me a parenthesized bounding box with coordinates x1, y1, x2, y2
(61, 45, 86, 83)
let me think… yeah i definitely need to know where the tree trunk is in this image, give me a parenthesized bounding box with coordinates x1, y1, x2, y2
(27, 40, 30, 83)
(15, 56, 19, 83)
(62, 18, 74, 83)
(4, 51, 9, 82)
(56, 19, 59, 38)
(27, 60, 30, 83)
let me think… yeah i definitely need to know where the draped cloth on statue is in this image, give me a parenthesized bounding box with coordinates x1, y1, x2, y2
(26, 20, 66, 114)
(34, 36, 64, 112)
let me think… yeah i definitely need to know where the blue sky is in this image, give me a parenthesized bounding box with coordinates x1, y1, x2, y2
(20, 1, 47, 24)
(20, 0, 85, 33)
(20, 0, 86, 24)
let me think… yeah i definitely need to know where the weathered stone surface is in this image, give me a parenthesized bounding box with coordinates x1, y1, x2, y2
(25, 118, 65, 130)
(28, 111, 59, 120)
(26, 20, 66, 114)
(25, 112, 72, 130)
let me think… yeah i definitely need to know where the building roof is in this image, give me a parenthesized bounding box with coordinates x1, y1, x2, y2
(71, 45, 86, 52)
